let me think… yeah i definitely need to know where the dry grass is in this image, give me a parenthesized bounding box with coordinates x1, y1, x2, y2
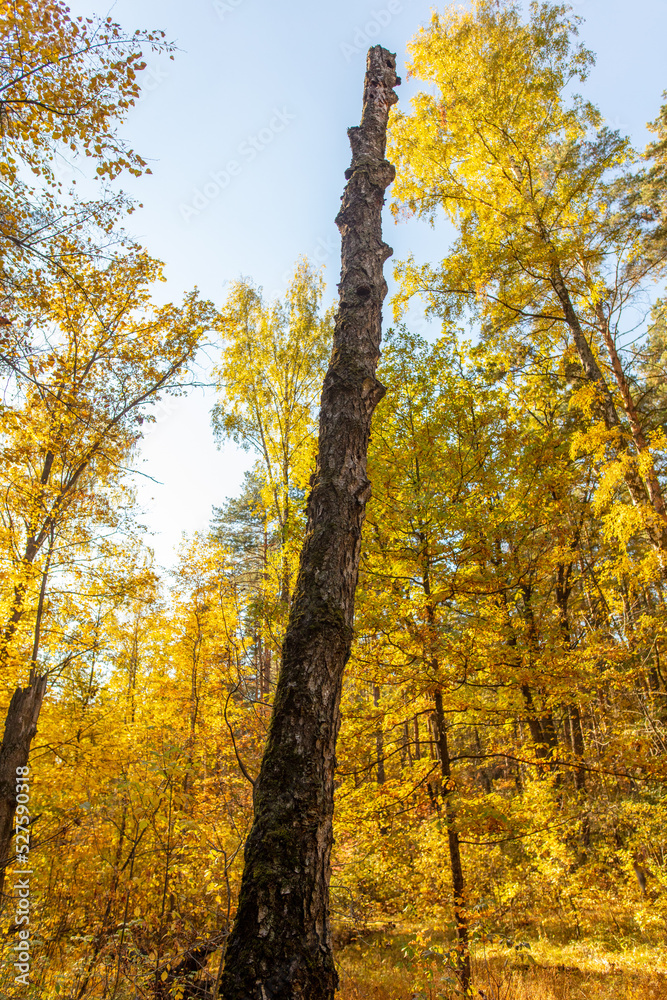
(335, 925, 667, 1000)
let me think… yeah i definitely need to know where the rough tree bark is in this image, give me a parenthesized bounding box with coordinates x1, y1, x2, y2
(0, 536, 53, 907)
(0, 670, 47, 905)
(219, 46, 399, 1000)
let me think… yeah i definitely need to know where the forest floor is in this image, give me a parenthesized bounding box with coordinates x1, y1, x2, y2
(335, 921, 667, 999)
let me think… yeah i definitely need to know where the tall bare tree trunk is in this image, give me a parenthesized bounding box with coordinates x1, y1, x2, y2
(219, 46, 399, 1000)
(0, 670, 47, 906)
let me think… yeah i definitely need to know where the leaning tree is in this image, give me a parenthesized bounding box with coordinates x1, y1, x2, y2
(219, 45, 400, 1000)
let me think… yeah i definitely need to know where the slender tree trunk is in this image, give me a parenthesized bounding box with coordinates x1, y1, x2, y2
(569, 704, 586, 792)
(596, 300, 667, 544)
(0, 450, 55, 668)
(418, 522, 471, 989)
(547, 260, 619, 429)
(501, 593, 556, 762)
(219, 47, 399, 1000)
(280, 481, 290, 607)
(520, 682, 549, 755)
(474, 727, 492, 794)
(373, 684, 385, 784)
(546, 252, 667, 563)
(402, 718, 412, 768)
(261, 521, 271, 701)
(427, 717, 440, 811)
(555, 561, 587, 792)
(519, 584, 559, 759)
(0, 670, 47, 906)
(433, 690, 471, 994)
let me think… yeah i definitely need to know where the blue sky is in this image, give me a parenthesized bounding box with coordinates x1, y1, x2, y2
(69, 0, 667, 566)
